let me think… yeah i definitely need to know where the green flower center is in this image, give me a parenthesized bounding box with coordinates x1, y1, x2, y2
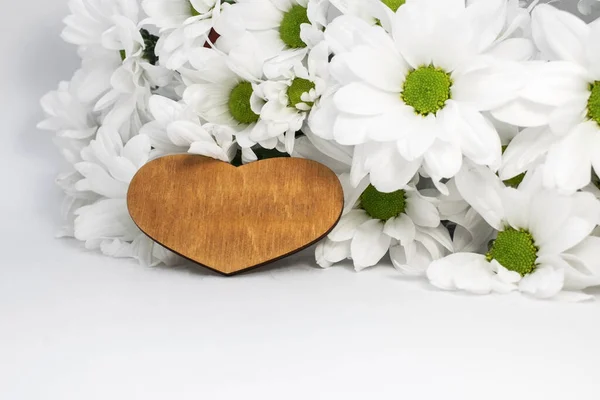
(279, 5, 310, 49)
(119, 50, 126, 61)
(587, 81, 600, 126)
(360, 184, 407, 221)
(228, 82, 260, 125)
(486, 228, 538, 276)
(381, 0, 405, 12)
(402, 66, 452, 116)
(287, 78, 315, 108)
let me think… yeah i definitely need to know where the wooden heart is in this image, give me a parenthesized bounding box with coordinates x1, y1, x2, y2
(127, 155, 344, 275)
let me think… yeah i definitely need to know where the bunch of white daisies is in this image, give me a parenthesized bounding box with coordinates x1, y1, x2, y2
(40, 0, 600, 301)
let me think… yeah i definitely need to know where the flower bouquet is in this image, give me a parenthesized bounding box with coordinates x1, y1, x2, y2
(40, 0, 600, 301)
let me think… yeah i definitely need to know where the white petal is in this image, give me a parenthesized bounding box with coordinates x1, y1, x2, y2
(395, 113, 437, 160)
(586, 20, 600, 78)
(383, 214, 416, 243)
(315, 238, 352, 268)
(549, 96, 589, 136)
(455, 160, 505, 230)
(500, 127, 556, 181)
(464, 0, 506, 52)
(501, 188, 529, 230)
(148, 95, 184, 123)
(350, 219, 391, 270)
(492, 260, 522, 284)
(122, 135, 151, 169)
(333, 82, 400, 116)
(427, 252, 495, 295)
(519, 62, 589, 107)
(423, 139, 463, 180)
(333, 113, 376, 145)
(367, 104, 415, 142)
(452, 62, 524, 111)
(418, 225, 454, 253)
(528, 189, 573, 249)
(405, 195, 440, 228)
(341, 45, 407, 92)
(491, 98, 555, 128)
(324, 15, 373, 55)
(328, 209, 371, 242)
(392, 2, 434, 68)
(532, 4, 589, 64)
(486, 38, 536, 62)
(402, 241, 434, 276)
(367, 145, 422, 193)
(519, 266, 564, 299)
(563, 236, 600, 290)
(74, 199, 138, 243)
(308, 94, 337, 140)
(453, 104, 502, 169)
(543, 122, 595, 193)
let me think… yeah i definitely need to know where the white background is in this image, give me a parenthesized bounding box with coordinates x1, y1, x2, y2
(2, 1, 600, 399)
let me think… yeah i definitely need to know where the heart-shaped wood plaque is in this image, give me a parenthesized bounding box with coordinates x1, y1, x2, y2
(127, 155, 344, 275)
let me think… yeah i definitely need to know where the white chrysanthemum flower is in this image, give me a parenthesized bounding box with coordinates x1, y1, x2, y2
(312, 0, 529, 194)
(142, 0, 224, 70)
(256, 42, 330, 153)
(62, 0, 173, 141)
(316, 174, 452, 273)
(427, 163, 600, 301)
(73, 128, 180, 266)
(140, 94, 239, 161)
(182, 43, 281, 150)
(500, 5, 600, 193)
(215, 0, 328, 60)
(38, 80, 100, 164)
(61, 0, 140, 47)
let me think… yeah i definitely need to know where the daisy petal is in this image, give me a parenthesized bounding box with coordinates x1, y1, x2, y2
(328, 209, 371, 242)
(383, 214, 416, 243)
(491, 98, 554, 128)
(532, 4, 589, 65)
(403, 241, 434, 276)
(427, 252, 494, 295)
(543, 122, 595, 193)
(500, 127, 556, 181)
(501, 188, 529, 230)
(350, 219, 391, 271)
(334, 82, 400, 116)
(342, 45, 406, 92)
(519, 265, 564, 299)
(405, 195, 440, 228)
(562, 236, 600, 290)
(528, 190, 572, 249)
(455, 161, 504, 230)
(452, 62, 524, 111)
(315, 239, 351, 268)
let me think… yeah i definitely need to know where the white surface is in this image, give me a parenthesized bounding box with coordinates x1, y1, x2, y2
(2, 1, 600, 399)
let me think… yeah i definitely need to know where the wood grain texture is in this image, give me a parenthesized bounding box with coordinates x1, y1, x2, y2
(127, 155, 344, 275)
